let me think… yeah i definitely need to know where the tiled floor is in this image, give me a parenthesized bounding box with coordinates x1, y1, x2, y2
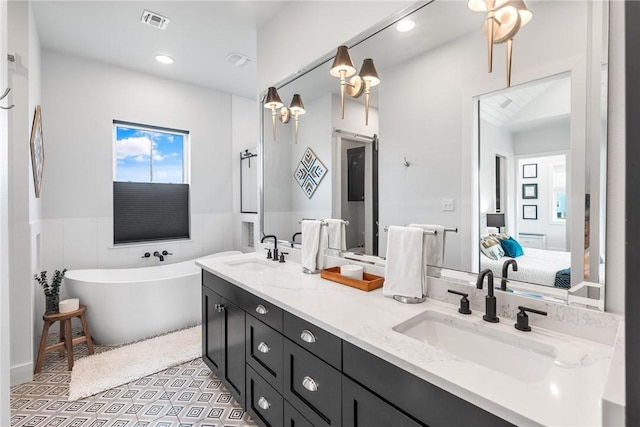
(10, 332, 256, 427)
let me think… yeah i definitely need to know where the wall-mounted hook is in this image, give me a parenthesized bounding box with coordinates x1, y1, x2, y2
(403, 157, 411, 167)
(0, 87, 14, 110)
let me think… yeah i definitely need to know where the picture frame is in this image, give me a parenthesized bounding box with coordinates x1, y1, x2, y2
(523, 163, 537, 178)
(522, 183, 538, 199)
(30, 105, 44, 198)
(523, 204, 538, 220)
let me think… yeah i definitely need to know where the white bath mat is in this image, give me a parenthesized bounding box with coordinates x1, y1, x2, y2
(68, 325, 201, 401)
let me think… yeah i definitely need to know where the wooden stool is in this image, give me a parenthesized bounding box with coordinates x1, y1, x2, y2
(34, 304, 95, 373)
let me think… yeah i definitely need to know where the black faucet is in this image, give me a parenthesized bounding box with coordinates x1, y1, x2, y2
(153, 251, 164, 262)
(261, 235, 278, 261)
(476, 269, 499, 323)
(501, 259, 518, 291)
(291, 232, 302, 247)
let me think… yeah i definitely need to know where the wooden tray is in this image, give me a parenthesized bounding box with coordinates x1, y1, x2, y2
(320, 267, 384, 292)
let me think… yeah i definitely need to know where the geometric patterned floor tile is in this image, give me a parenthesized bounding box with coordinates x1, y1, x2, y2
(11, 330, 256, 427)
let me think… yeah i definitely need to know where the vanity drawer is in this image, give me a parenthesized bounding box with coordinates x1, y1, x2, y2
(246, 365, 284, 427)
(343, 342, 514, 427)
(283, 339, 342, 427)
(244, 295, 283, 332)
(246, 314, 284, 392)
(284, 401, 314, 427)
(203, 270, 283, 332)
(283, 311, 342, 370)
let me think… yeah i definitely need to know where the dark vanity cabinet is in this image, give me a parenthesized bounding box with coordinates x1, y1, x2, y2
(202, 270, 513, 427)
(202, 273, 246, 406)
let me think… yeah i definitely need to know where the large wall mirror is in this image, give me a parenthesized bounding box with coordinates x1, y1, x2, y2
(261, 0, 609, 309)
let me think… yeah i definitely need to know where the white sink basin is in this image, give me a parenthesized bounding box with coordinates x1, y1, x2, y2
(224, 258, 278, 271)
(393, 310, 557, 383)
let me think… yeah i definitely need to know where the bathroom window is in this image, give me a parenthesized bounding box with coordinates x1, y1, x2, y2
(114, 121, 188, 183)
(113, 121, 190, 245)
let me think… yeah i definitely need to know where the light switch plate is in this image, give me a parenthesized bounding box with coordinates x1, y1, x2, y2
(442, 199, 455, 211)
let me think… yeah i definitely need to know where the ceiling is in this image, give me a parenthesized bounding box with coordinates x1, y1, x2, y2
(32, 1, 287, 99)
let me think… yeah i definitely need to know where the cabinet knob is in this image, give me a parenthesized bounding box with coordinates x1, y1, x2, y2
(300, 329, 317, 343)
(257, 342, 270, 354)
(255, 304, 268, 315)
(302, 376, 319, 392)
(258, 396, 271, 410)
(215, 304, 225, 313)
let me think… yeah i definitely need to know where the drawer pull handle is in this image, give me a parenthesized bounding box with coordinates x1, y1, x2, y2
(302, 376, 319, 392)
(257, 342, 270, 353)
(300, 330, 317, 343)
(258, 396, 271, 410)
(255, 304, 268, 315)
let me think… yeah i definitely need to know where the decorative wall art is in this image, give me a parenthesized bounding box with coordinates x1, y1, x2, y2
(522, 163, 537, 179)
(30, 105, 44, 198)
(523, 204, 538, 220)
(522, 183, 538, 199)
(294, 147, 327, 199)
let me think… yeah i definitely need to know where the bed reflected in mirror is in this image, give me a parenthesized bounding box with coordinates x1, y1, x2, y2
(478, 73, 577, 292)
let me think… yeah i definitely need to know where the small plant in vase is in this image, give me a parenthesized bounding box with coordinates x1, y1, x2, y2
(35, 269, 67, 314)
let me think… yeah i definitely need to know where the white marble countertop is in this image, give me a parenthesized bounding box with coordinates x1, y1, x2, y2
(196, 252, 618, 427)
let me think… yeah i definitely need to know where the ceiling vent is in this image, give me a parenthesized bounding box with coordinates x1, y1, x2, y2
(141, 10, 170, 30)
(225, 53, 253, 67)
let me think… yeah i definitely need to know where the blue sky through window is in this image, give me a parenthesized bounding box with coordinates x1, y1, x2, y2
(115, 125, 185, 183)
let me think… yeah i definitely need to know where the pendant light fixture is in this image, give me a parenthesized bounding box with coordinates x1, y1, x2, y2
(280, 94, 306, 144)
(468, 0, 532, 87)
(330, 46, 380, 126)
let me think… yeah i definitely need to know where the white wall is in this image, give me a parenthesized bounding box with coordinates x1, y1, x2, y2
(606, 0, 625, 314)
(0, 0, 11, 420)
(516, 155, 568, 250)
(7, 0, 41, 385)
(479, 121, 515, 234)
(377, 1, 591, 274)
(231, 95, 260, 253)
(40, 50, 235, 266)
(37, 51, 239, 335)
(257, 1, 411, 91)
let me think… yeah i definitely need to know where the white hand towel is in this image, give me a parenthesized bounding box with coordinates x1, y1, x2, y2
(301, 220, 322, 272)
(324, 219, 346, 251)
(409, 224, 446, 277)
(317, 223, 329, 270)
(383, 226, 425, 298)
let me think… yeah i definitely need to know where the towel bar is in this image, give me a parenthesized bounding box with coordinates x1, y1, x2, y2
(299, 219, 350, 226)
(382, 226, 458, 235)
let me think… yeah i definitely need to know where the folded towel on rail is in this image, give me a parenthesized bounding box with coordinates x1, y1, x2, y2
(409, 224, 446, 278)
(383, 226, 425, 299)
(301, 220, 322, 272)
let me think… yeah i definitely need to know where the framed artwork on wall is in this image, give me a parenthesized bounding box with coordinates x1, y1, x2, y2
(522, 183, 538, 199)
(523, 204, 538, 220)
(30, 105, 44, 198)
(523, 163, 537, 178)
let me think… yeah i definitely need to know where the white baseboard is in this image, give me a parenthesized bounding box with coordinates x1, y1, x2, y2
(10, 362, 33, 386)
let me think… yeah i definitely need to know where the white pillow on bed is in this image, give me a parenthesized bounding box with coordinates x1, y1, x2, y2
(480, 236, 505, 260)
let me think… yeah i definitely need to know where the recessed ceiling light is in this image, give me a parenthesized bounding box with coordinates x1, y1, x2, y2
(155, 55, 174, 64)
(396, 19, 415, 33)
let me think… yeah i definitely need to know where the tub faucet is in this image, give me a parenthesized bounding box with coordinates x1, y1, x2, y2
(291, 232, 302, 247)
(153, 251, 164, 262)
(261, 235, 278, 261)
(476, 269, 499, 323)
(501, 259, 518, 291)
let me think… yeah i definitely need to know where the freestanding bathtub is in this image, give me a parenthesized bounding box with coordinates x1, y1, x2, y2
(64, 251, 242, 345)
